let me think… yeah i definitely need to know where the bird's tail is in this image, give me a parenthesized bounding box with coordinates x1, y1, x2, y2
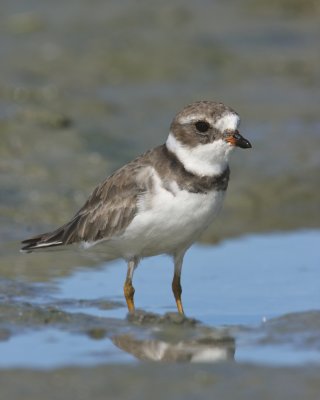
(21, 226, 66, 252)
(21, 212, 84, 252)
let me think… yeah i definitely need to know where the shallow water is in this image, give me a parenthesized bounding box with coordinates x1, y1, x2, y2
(56, 229, 320, 326)
(0, 230, 319, 369)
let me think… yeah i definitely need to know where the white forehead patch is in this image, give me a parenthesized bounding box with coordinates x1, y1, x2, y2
(178, 114, 212, 125)
(214, 112, 240, 132)
(178, 111, 240, 132)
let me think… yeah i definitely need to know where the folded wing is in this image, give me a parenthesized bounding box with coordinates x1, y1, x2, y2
(21, 161, 153, 252)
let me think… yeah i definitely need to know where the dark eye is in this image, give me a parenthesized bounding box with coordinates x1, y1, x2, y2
(195, 120, 210, 133)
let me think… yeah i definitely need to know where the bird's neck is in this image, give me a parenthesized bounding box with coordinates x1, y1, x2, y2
(166, 132, 232, 177)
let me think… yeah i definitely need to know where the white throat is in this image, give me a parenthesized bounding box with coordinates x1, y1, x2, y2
(166, 132, 233, 177)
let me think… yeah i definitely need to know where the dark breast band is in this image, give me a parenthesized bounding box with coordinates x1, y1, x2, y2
(153, 145, 230, 194)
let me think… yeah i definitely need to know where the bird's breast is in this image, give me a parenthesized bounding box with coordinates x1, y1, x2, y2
(119, 180, 226, 257)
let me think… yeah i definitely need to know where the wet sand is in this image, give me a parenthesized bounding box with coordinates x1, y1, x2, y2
(2, 363, 320, 400)
(1, 231, 320, 400)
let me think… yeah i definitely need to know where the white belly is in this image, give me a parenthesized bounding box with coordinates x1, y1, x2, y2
(105, 183, 226, 259)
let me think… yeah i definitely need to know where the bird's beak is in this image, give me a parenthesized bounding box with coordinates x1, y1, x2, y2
(224, 130, 252, 149)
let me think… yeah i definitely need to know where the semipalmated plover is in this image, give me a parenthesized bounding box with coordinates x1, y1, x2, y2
(21, 101, 251, 314)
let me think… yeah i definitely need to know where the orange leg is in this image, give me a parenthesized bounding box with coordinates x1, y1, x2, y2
(172, 273, 184, 314)
(123, 258, 138, 313)
(124, 278, 135, 313)
(172, 251, 186, 315)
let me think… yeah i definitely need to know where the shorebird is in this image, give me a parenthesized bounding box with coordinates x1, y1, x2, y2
(21, 101, 251, 314)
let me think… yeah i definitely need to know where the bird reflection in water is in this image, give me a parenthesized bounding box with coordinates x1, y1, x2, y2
(111, 312, 235, 363)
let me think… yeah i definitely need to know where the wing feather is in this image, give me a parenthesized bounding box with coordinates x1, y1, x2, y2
(21, 159, 155, 251)
(62, 162, 153, 243)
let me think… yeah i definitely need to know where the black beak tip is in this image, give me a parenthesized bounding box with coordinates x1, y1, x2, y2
(240, 138, 252, 149)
